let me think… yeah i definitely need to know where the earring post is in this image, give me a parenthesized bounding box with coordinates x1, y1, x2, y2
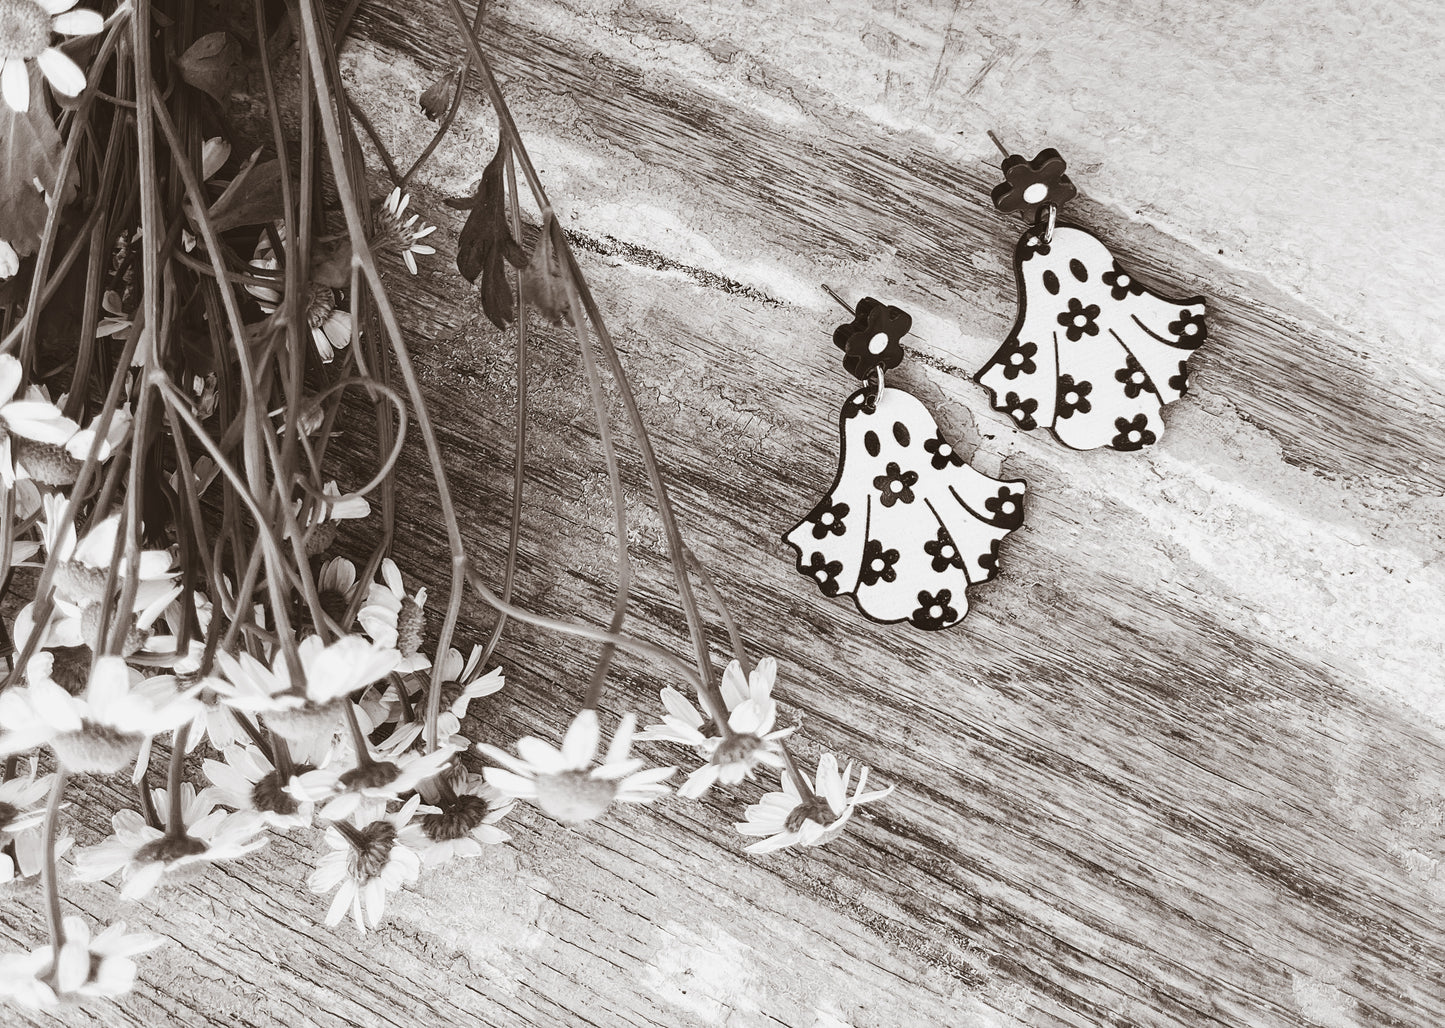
(821, 284, 855, 315)
(986, 130, 1012, 159)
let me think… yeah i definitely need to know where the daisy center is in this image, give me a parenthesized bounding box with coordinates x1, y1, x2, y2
(346, 821, 398, 882)
(0, 1, 50, 61)
(51, 723, 143, 774)
(713, 732, 766, 766)
(396, 596, 425, 657)
(420, 793, 491, 841)
(1022, 182, 1049, 205)
(305, 285, 337, 329)
(533, 771, 616, 823)
(251, 770, 300, 816)
(134, 832, 209, 865)
(1073, 314, 1088, 327)
(339, 760, 401, 792)
(785, 795, 837, 832)
(10, 437, 81, 486)
(867, 332, 889, 355)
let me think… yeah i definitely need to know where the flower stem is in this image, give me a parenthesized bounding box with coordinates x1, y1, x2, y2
(167, 722, 190, 832)
(40, 770, 68, 955)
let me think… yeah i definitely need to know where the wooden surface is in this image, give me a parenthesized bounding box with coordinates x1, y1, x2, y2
(6, 1, 1445, 1025)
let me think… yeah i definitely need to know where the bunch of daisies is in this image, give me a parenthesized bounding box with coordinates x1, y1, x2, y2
(0, 0, 894, 1012)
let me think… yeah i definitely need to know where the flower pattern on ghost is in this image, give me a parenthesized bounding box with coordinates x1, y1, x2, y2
(801, 551, 843, 596)
(1020, 234, 1051, 261)
(1169, 308, 1208, 346)
(1057, 297, 1101, 341)
(1169, 360, 1189, 394)
(1112, 414, 1157, 451)
(910, 589, 958, 630)
(983, 487, 1025, 529)
(1115, 354, 1152, 399)
(809, 498, 849, 539)
(976, 539, 1002, 579)
(784, 387, 1026, 631)
(1003, 391, 1038, 430)
(1102, 263, 1145, 301)
(857, 539, 900, 586)
(995, 338, 1037, 380)
(1054, 374, 1092, 419)
(922, 430, 964, 470)
(923, 526, 965, 574)
(872, 461, 917, 508)
(975, 225, 1208, 451)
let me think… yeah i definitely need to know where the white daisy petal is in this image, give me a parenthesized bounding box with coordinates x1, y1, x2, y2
(37, 48, 87, 98)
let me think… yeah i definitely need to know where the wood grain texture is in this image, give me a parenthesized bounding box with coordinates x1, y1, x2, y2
(5, 1, 1444, 1026)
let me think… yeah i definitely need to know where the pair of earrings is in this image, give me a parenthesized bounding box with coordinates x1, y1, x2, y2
(784, 142, 1209, 630)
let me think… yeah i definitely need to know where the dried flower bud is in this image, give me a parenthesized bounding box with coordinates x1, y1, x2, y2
(519, 214, 574, 325)
(419, 67, 459, 121)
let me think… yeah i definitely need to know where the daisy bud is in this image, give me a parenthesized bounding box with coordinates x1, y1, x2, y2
(419, 67, 459, 121)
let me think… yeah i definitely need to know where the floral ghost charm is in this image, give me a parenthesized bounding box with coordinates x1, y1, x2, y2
(787, 297, 1026, 630)
(975, 147, 1208, 451)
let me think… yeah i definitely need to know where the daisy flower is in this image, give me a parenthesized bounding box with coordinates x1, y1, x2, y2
(372, 187, 437, 274)
(477, 709, 674, 824)
(377, 645, 502, 750)
(307, 794, 428, 933)
(202, 744, 314, 831)
(295, 480, 370, 555)
(0, 353, 79, 486)
(734, 753, 894, 855)
(0, 0, 104, 114)
(247, 229, 354, 362)
(0, 756, 54, 837)
(0, 656, 200, 774)
(213, 634, 399, 754)
(292, 741, 456, 822)
(414, 765, 513, 865)
(358, 558, 429, 672)
(41, 496, 176, 611)
(2, 826, 73, 884)
(0, 757, 72, 883)
(73, 784, 267, 899)
(637, 657, 794, 798)
(12, 399, 130, 487)
(0, 916, 162, 1009)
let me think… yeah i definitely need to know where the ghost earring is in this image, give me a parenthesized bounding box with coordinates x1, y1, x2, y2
(783, 291, 1027, 631)
(973, 136, 1209, 451)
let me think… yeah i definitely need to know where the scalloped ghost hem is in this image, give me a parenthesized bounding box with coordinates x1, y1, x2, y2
(783, 386, 1026, 631)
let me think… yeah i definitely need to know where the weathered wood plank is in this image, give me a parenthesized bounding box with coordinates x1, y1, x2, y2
(8, 0, 1444, 1026)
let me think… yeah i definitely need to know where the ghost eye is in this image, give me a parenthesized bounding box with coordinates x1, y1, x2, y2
(1042, 270, 1060, 295)
(864, 431, 880, 457)
(1069, 258, 1088, 282)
